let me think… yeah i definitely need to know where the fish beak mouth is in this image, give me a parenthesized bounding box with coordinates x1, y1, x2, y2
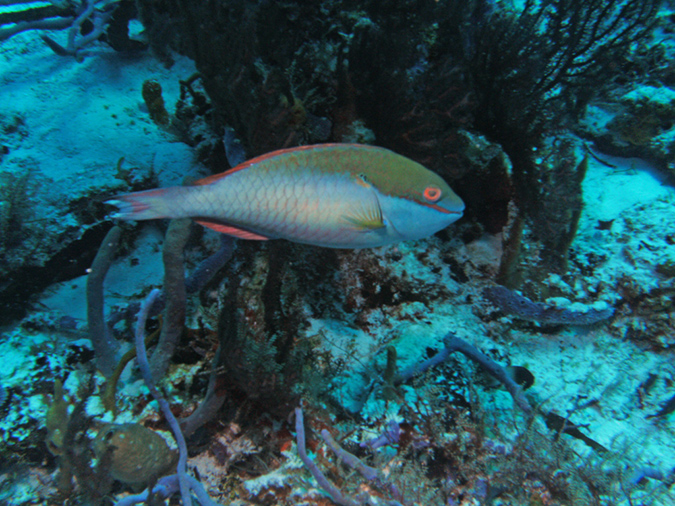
(425, 203, 456, 214)
(431, 204, 463, 215)
(425, 197, 465, 216)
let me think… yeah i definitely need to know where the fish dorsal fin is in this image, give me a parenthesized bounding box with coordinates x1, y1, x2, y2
(193, 155, 266, 186)
(193, 144, 367, 186)
(193, 146, 316, 186)
(193, 164, 249, 186)
(196, 220, 270, 240)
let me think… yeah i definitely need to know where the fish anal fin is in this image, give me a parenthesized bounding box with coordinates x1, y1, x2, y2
(196, 220, 269, 240)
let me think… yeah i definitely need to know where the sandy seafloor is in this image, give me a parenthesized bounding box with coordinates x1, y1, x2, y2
(0, 25, 674, 506)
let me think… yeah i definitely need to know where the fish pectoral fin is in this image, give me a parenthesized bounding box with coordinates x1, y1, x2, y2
(342, 201, 385, 231)
(196, 220, 270, 240)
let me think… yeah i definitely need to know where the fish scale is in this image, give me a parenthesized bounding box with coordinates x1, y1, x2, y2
(106, 144, 464, 248)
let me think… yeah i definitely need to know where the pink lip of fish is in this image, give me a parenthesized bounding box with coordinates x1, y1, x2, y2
(105, 143, 464, 249)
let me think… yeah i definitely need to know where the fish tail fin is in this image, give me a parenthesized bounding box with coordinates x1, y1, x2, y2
(105, 187, 186, 221)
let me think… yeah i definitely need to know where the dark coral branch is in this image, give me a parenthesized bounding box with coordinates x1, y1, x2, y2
(321, 429, 380, 482)
(521, 0, 659, 99)
(86, 225, 123, 378)
(133, 289, 192, 506)
(0, 1, 73, 41)
(395, 332, 532, 414)
(1, 0, 123, 60)
(101, 322, 161, 415)
(179, 346, 226, 438)
(117, 293, 224, 504)
(468, 0, 660, 148)
(180, 291, 236, 438)
(295, 407, 360, 506)
(149, 218, 191, 381)
(121, 234, 235, 321)
(296, 407, 406, 506)
(114, 474, 221, 506)
(186, 236, 235, 292)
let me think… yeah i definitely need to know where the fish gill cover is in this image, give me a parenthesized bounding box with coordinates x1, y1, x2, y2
(0, 0, 675, 505)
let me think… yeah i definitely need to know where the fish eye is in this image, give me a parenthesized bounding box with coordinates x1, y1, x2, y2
(423, 186, 442, 202)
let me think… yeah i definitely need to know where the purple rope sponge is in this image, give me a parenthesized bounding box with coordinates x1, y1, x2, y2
(484, 285, 613, 325)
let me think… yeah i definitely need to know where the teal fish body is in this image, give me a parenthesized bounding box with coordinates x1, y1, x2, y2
(106, 144, 464, 248)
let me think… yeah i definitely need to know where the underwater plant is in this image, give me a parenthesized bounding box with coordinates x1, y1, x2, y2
(466, 0, 661, 139)
(461, 0, 661, 276)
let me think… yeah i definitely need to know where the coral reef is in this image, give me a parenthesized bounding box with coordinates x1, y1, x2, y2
(2, 1, 675, 505)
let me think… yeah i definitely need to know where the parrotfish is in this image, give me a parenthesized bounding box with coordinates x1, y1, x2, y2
(106, 143, 464, 248)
